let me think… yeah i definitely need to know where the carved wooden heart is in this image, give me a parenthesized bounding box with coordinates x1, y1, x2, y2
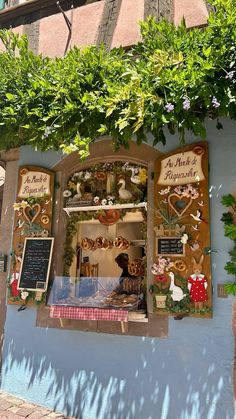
(23, 204, 41, 223)
(168, 193, 192, 217)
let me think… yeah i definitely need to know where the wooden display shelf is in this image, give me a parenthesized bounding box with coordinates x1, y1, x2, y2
(130, 240, 145, 247)
(63, 202, 147, 216)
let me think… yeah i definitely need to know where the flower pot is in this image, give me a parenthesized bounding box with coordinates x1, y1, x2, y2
(155, 294, 167, 308)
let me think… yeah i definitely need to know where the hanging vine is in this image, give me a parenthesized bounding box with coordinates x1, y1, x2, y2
(0, 0, 234, 157)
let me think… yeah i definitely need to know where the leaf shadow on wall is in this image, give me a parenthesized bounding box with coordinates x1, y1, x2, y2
(0, 306, 234, 419)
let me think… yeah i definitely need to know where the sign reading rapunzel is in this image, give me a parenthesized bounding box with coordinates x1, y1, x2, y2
(9, 166, 54, 305)
(153, 143, 212, 318)
(157, 145, 205, 185)
(18, 170, 51, 198)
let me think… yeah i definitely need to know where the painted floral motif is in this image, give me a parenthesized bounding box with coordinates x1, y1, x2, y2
(151, 257, 174, 275)
(159, 184, 199, 199)
(13, 200, 28, 211)
(180, 233, 189, 244)
(159, 186, 171, 195)
(63, 190, 72, 198)
(173, 184, 199, 199)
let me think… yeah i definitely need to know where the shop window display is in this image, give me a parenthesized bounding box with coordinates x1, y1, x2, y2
(48, 161, 148, 320)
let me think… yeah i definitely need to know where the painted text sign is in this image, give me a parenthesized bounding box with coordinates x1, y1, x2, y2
(157, 148, 205, 185)
(18, 170, 51, 198)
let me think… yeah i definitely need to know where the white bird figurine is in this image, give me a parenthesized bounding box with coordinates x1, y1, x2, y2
(74, 182, 82, 199)
(169, 272, 186, 302)
(118, 179, 133, 200)
(130, 168, 141, 185)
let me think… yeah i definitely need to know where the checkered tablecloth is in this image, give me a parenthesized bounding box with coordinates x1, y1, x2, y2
(50, 306, 129, 322)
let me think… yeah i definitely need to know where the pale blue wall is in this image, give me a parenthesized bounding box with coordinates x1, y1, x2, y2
(1, 119, 235, 419)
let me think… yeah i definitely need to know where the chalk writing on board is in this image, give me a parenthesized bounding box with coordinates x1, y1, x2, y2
(157, 237, 185, 256)
(18, 238, 54, 291)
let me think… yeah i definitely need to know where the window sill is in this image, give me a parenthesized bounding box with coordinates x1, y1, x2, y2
(36, 305, 168, 337)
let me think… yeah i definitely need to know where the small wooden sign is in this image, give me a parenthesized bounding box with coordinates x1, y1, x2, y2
(157, 237, 184, 256)
(18, 238, 54, 292)
(157, 147, 205, 185)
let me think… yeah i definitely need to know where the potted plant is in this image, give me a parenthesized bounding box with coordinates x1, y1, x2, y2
(151, 257, 174, 308)
(221, 194, 236, 294)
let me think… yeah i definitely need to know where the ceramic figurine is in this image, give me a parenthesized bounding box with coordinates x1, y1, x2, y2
(118, 179, 132, 200)
(130, 167, 141, 185)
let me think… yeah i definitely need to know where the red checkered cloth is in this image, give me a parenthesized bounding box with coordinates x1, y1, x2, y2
(50, 306, 129, 322)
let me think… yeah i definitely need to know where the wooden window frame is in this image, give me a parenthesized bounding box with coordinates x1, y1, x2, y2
(36, 139, 169, 337)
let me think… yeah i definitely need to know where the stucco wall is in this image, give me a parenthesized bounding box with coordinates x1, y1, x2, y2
(1, 119, 235, 419)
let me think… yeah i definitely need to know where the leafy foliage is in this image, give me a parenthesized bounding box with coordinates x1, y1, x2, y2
(0, 0, 235, 155)
(221, 193, 236, 288)
(224, 282, 236, 295)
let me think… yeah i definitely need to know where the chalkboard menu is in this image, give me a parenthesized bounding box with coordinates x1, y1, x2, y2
(157, 237, 184, 256)
(18, 238, 54, 291)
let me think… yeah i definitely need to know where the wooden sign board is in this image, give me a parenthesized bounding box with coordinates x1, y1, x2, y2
(9, 166, 54, 304)
(154, 142, 212, 318)
(18, 238, 54, 292)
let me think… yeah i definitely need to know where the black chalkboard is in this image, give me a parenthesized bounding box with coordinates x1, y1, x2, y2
(18, 238, 54, 291)
(157, 237, 184, 256)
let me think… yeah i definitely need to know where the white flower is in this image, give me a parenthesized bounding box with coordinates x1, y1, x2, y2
(93, 196, 100, 204)
(84, 171, 91, 180)
(20, 200, 29, 209)
(181, 234, 188, 244)
(21, 291, 29, 300)
(101, 199, 107, 206)
(63, 190, 72, 198)
(42, 126, 52, 139)
(123, 162, 130, 170)
(13, 203, 21, 211)
(108, 200, 114, 205)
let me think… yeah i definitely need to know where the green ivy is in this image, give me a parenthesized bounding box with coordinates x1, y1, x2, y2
(0, 0, 235, 155)
(221, 193, 236, 293)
